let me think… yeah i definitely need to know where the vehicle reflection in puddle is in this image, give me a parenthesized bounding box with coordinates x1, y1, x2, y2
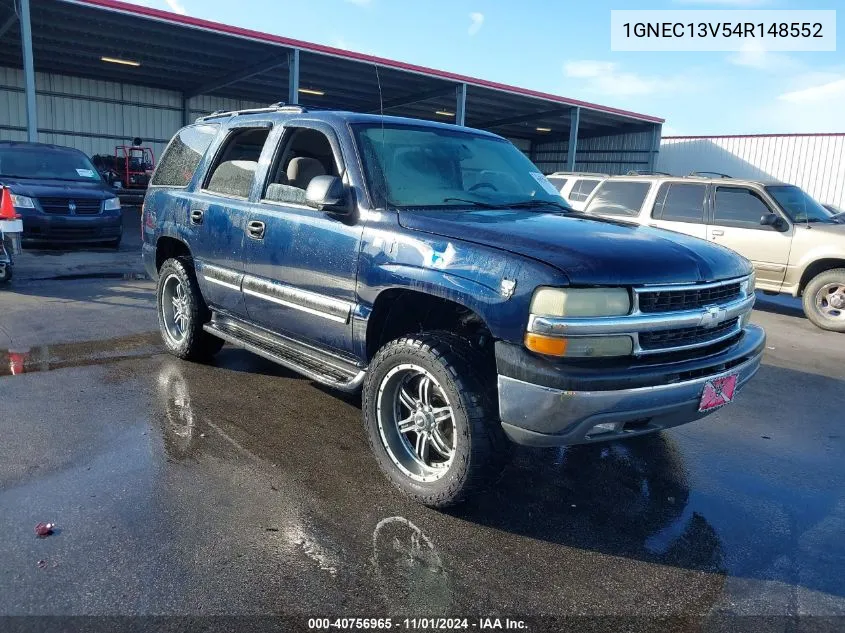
(154, 361, 345, 581)
(453, 434, 725, 575)
(0, 332, 162, 377)
(372, 516, 450, 616)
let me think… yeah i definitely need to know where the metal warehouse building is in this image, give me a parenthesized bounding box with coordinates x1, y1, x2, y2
(0, 0, 663, 175)
(658, 134, 845, 208)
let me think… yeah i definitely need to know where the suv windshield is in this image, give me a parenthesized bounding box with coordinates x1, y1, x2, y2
(0, 146, 102, 182)
(353, 123, 567, 209)
(766, 185, 836, 224)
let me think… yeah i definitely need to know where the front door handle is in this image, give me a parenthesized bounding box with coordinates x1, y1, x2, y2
(711, 229, 724, 237)
(247, 220, 265, 240)
(190, 209, 204, 225)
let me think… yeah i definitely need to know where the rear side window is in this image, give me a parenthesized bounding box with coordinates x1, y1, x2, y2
(585, 181, 650, 217)
(151, 124, 218, 187)
(204, 127, 272, 199)
(547, 176, 568, 192)
(714, 186, 772, 228)
(569, 178, 601, 202)
(652, 183, 707, 223)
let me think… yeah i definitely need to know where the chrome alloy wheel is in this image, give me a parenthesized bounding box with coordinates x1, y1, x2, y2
(161, 274, 190, 344)
(815, 282, 845, 320)
(376, 364, 457, 483)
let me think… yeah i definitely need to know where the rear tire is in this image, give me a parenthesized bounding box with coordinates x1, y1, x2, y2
(802, 268, 845, 332)
(362, 332, 510, 508)
(0, 263, 11, 284)
(157, 257, 224, 360)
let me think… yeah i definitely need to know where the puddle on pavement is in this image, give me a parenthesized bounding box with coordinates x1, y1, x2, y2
(0, 332, 163, 377)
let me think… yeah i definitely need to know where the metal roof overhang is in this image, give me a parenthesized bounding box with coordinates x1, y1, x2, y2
(0, 0, 663, 141)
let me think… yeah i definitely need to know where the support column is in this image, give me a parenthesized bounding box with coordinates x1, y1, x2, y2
(648, 123, 662, 172)
(455, 83, 466, 126)
(182, 94, 191, 126)
(287, 48, 300, 105)
(566, 106, 580, 171)
(19, 0, 37, 142)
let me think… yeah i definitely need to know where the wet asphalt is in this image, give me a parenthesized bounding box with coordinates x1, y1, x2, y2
(1, 226, 844, 628)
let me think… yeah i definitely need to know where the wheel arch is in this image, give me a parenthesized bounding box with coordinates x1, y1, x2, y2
(798, 258, 845, 295)
(155, 235, 192, 271)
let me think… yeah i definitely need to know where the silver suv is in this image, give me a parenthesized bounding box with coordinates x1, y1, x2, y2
(583, 173, 845, 332)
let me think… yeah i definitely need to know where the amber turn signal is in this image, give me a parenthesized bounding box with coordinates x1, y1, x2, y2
(524, 333, 568, 357)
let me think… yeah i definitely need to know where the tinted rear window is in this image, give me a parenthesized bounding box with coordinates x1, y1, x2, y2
(585, 181, 651, 216)
(151, 124, 219, 187)
(652, 183, 706, 223)
(569, 178, 602, 202)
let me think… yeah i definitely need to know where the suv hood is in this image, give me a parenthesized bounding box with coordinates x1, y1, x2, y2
(0, 177, 114, 200)
(398, 209, 751, 285)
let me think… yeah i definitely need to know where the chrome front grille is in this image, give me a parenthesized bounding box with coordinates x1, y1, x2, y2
(639, 318, 740, 351)
(638, 283, 741, 313)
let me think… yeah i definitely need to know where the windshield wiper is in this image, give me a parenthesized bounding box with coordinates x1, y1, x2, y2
(505, 199, 572, 212)
(442, 197, 500, 209)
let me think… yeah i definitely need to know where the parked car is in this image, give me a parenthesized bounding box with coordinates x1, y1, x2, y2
(546, 171, 607, 211)
(0, 141, 123, 247)
(582, 174, 845, 332)
(142, 107, 764, 507)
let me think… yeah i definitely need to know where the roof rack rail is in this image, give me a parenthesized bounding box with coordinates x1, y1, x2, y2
(549, 171, 609, 177)
(196, 103, 309, 123)
(688, 171, 732, 179)
(625, 170, 670, 176)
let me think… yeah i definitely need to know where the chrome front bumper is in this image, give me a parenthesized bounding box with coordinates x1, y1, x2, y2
(498, 335, 764, 447)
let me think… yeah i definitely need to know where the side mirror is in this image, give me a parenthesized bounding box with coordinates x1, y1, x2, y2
(760, 213, 786, 231)
(305, 175, 350, 214)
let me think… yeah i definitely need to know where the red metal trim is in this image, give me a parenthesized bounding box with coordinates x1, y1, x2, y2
(663, 133, 845, 140)
(66, 0, 664, 124)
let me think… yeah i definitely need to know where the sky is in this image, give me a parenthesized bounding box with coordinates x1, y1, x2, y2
(127, 0, 844, 136)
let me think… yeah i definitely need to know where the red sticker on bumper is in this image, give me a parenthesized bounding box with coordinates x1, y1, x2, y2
(699, 374, 738, 412)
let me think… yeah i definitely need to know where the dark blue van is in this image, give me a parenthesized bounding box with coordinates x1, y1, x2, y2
(0, 141, 123, 247)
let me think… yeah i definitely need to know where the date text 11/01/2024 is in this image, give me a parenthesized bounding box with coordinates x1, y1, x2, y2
(622, 22, 823, 39)
(307, 618, 528, 630)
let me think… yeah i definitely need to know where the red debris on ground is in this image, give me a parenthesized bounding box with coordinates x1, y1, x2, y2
(34, 522, 55, 537)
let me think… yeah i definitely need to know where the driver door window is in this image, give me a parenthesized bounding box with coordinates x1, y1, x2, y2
(709, 185, 792, 287)
(262, 128, 340, 206)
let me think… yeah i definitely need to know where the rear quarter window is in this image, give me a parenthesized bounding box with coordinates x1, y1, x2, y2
(151, 124, 219, 187)
(547, 176, 568, 192)
(585, 181, 651, 217)
(652, 183, 707, 223)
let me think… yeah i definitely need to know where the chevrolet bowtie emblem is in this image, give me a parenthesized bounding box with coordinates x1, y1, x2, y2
(700, 305, 727, 328)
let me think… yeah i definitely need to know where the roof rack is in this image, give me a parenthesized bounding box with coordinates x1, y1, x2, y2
(196, 103, 309, 123)
(625, 170, 671, 176)
(549, 171, 609, 177)
(688, 171, 732, 179)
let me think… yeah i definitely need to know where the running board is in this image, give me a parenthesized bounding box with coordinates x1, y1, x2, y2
(204, 314, 366, 392)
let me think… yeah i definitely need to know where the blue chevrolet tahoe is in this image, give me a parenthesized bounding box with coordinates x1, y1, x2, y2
(142, 106, 765, 507)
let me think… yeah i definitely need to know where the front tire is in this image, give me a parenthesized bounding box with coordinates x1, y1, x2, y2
(0, 263, 11, 284)
(362, 332, 510, 508)
(156, 257, 224, 360)
(802, 268, 845, 332)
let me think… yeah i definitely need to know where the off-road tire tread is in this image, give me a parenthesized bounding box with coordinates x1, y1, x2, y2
(157, 256, 224, 361)
(802, 268, 845, 333)
(363, 331, 510, 508)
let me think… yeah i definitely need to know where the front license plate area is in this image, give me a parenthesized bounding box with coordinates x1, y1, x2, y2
(699, 374, 738, 412)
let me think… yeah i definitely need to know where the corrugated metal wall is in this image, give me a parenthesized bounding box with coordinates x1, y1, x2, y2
(657, 134, 845, 207)
(532, 129, 656, 175)
(0, 66, 265, 159)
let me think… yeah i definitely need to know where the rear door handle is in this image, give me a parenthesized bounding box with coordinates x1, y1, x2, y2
(189, 209, 204, 225)
(711, 229, 724, 237)
(247, 220, 265, 240)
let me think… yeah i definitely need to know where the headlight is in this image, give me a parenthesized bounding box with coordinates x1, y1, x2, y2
(103, 197, 121, 211)
(741, 270, 756, 296)
(10, 193, 35, 208)
(530, 287, 631, 317)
